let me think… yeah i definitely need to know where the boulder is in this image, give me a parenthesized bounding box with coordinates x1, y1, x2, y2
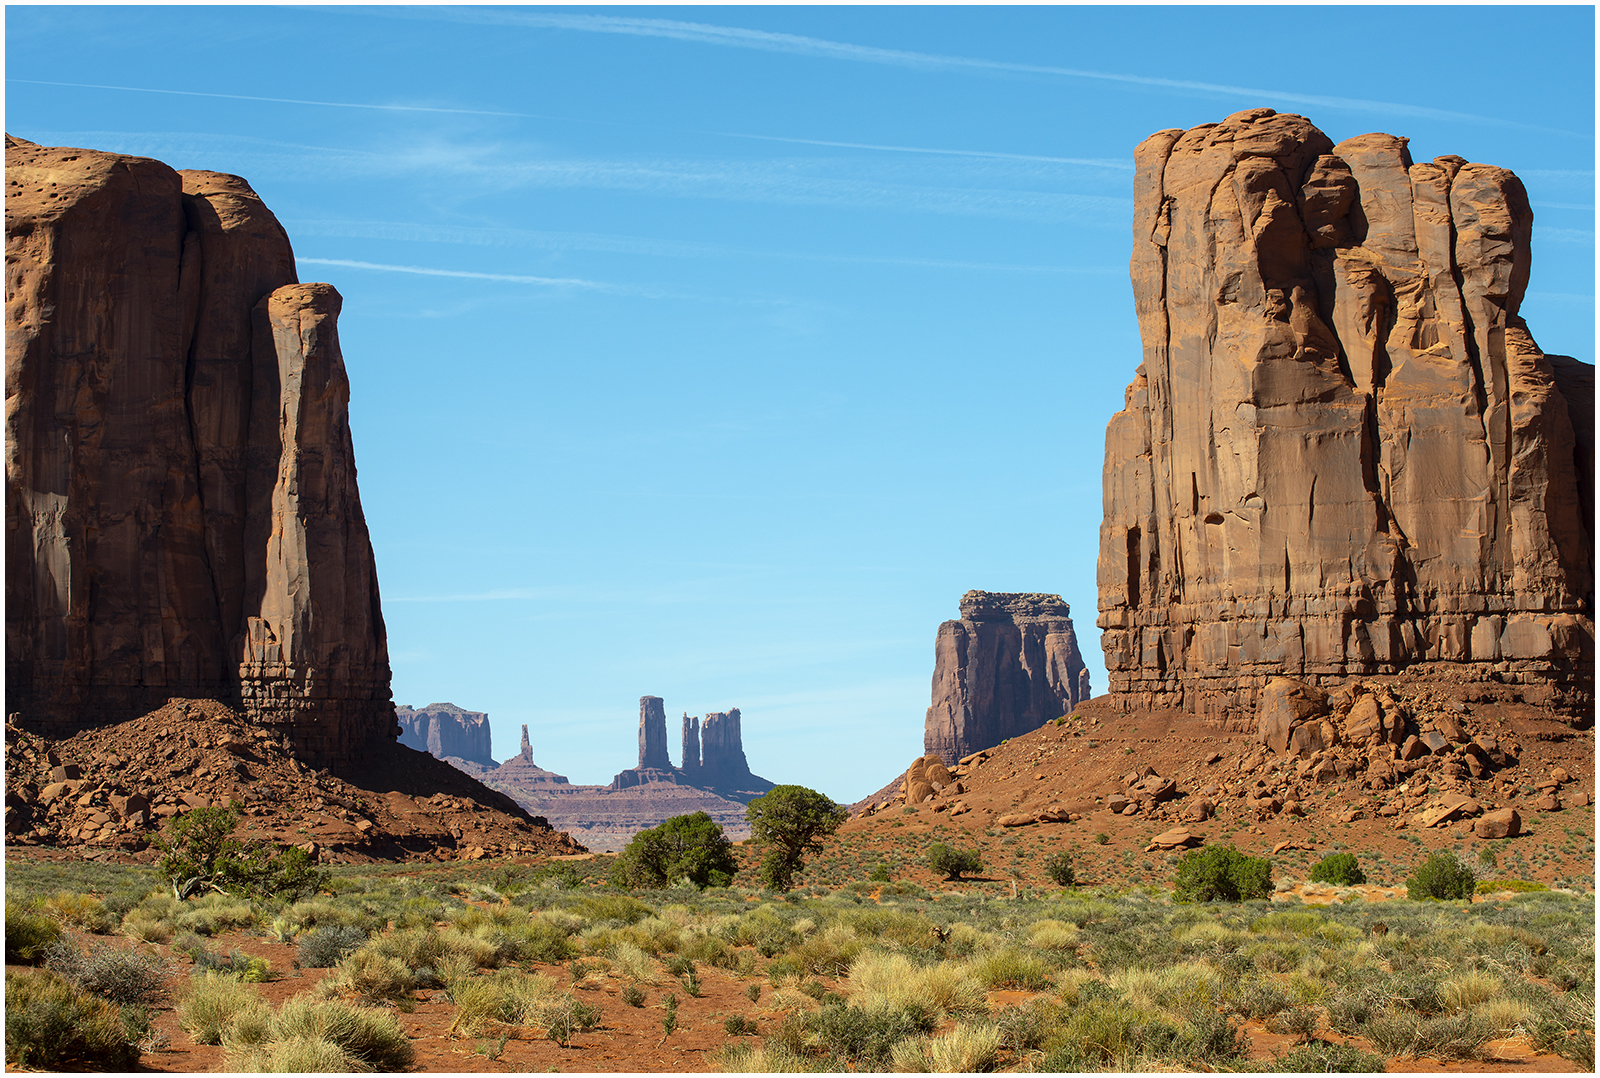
(1419, 731, 1451, 755)
(924, 592, 1091, 763)
(1258, 678, 1329, 756)
(1132, 775, 1178, 802)
(1433, 713, 1469, 744)
(996, 813, 1037, 827)
(906, 781, 935, 806)
(1474, 808, 1521, 839)
(1145, 827, 1201, 851)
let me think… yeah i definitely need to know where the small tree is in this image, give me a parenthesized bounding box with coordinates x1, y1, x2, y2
(1309, 852, 1365, 886)
(745, 786, 847, 892)
(609, 812, 738, 889)
(1173, 845, 1273, 902)
(150, 804, 327, 901)
(1042, 852, 1076, 888)
(928, 843, 983, 881)
(1406, 851, 1476, 900)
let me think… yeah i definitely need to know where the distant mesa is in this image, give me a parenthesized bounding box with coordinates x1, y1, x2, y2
(396, 703, 495, 769)
(1099, 108, 1594, 718)
(924, 590, 1093, 764)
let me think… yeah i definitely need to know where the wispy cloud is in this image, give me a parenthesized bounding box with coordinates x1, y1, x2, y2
(383, 8, 1588, 137)
(8, 77, 1130, 170)
(7, 77, 525, 117)
(288, 219, 1118, 275)
(39, 129, 1128, 224)
(1536, 227, 1596, 244)
(297, 257, 635, 292)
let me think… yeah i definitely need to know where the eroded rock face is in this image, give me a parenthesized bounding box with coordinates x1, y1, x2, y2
(636, 696, 671, 770)
(396, 704, 494, 768)
(924, 591, 1093, 764)
(5, 136, 392, 764)
(1098, 110, 1594, 718)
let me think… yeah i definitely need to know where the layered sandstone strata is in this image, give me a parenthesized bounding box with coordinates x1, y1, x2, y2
(1098, 109, 1594, 717)
(924, 591, 1093, 764)
(5, 136, 392, 763)
(396, 703, 495, 768)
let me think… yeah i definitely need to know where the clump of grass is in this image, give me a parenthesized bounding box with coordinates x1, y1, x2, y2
(3, 968, 140, 1070)
(226, 995, 414, 1072)
(6, 907, 64, 965)
(177, 971, 263, 1045)
(448, 969, 562, 1036)
(845, 952, 985, 1019)
(967, 945, 1054, 990)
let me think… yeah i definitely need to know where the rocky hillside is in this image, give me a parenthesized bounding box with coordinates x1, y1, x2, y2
(3, 700, 585, 864)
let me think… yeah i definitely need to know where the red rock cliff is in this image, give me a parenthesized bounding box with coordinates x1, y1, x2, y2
(1098, 109, 1594, 717)
(5, 136, 393, 764)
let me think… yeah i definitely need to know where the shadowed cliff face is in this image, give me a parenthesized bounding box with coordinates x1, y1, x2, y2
(924, 591, 1093, 765)
(1098, 109, 1594, 718)
(5, 136, 393, 764)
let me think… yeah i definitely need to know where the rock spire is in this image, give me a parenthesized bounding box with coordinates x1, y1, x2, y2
(1098, 109, 1594, 717)
(637, 696, 671, 770)
(923, 590, 1093, 764)
(4, 136, 393, 764)
(681, 712, 701, 774)
(520, 724, 533, 763)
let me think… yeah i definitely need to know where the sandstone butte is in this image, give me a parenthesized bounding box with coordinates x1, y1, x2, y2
(4, 136, 580, 861)
(396, 702, 496, 769)
(1097, 109, 1594, 720)
(924, 590, 1093, 764)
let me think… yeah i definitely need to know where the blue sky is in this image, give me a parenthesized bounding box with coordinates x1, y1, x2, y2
(8, 5, 1594, 802)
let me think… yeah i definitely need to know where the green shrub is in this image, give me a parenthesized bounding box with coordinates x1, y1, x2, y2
(4, 968, 140, 1070)
(1043, 853, 1076, 888)
(1406, 852, 1476, 901)
(724, 1014, 757, 1036)
(609, 812, 738, 889)
(151, 804, 328, 901)
(868, 864, 891, 882)
(6, 907, 63, 964)
(1173, 845, 1273, 902)
(1309, 852, 1366, 886)
(927, 843, 983, 881)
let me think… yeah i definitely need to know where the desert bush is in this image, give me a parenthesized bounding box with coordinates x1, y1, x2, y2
(1042, 853, 1076, 888)
(890, 1019, 1002, 1072)
(1406, 852, 1476, 901)
(680, 931, 734, 968)
(6, 906, 63, 964)
(927, 843, 984, 881)
(607, 939, 658, 983)
(1309, 852, 1366, 886)
(45, 937, 171, 1003)
(176, 894, 257, 936)
(792, 924, 863, 975)
(151, 804, 328, 901)
(1439, 970, 1502, 1013)
(622, 983, 647, 1007)
(1037, 996, 1151, 1069)
(725, 1014, 758, 1036)
(1173, 845, 1273, 902)
(297, 924, 369, 968)
(778, 1003, 934, 1069)
(177, 970, 262, 1045)
(994, 998, 1066, 1053)
(610, 812, 738, 889)
(4, 967, 140, 1070)
(449, 969, 562, 1035)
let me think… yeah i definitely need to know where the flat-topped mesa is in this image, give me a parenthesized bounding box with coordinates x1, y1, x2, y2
(1098, 109, 1595, 719)
(396, 704, 495, 768)
(924, 590, 1093, 764)
(4, 136, 393, 765)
